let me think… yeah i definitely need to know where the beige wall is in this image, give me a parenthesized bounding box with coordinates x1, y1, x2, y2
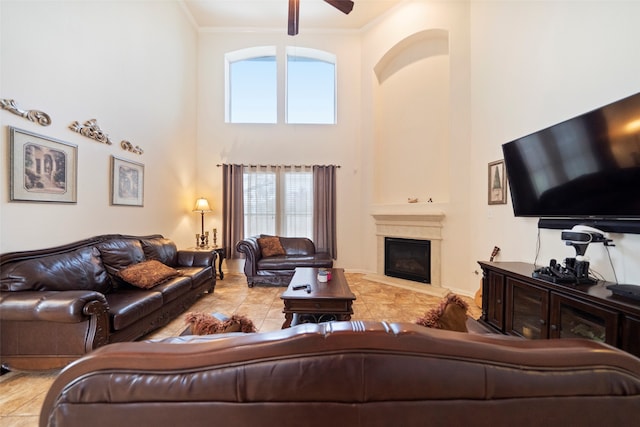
(0, 0, 199, 252)
(196, 31, 364, 271)
(469, 0, 640, 285)
(360, 1, 473, 294)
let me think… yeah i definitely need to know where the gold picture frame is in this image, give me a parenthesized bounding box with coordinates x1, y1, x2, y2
(9, 126, 77, 203)
(488, 159, 507, 205)
(111, 156, 144, 207)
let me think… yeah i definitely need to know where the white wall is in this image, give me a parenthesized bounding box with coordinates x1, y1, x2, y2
(360, 1, 473, 293)
(469, 1, 640, 286)
(0, 0, 199, 252)
(196, 30, 364, 270)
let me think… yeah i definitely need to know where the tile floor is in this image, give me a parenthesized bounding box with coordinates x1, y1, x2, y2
(0, 272, 481, 427)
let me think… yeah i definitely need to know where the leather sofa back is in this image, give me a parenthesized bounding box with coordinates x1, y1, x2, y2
(0, 246, 110, 293)
(279, 236, 316, 255)
(40, 321, 640, 427)
(0, 234, 174, 294)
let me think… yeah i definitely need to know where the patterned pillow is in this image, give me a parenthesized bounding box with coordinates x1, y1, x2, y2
(184, 312, 256, 335)
(116, 260, 179, 289)
(257, 236, 286, 257)
(416, 293, 469, 332)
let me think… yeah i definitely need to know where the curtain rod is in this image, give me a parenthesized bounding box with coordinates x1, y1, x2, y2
(216, 163, 340, 168)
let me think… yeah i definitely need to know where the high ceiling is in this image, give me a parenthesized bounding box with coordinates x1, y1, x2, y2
(181, 0, 404, 31)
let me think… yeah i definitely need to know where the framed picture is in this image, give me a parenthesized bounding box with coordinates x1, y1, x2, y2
(488, 159, 507, 205)
(111, 156, 144, 206)
(9, 126, 78, 203)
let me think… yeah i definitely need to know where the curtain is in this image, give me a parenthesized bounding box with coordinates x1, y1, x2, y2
(313, 165, 337, 259)
(222, 164, 245, 260)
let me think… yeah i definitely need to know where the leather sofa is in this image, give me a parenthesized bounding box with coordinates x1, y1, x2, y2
(0, 234, 215, 371)
(40, 321, 640, 427)
(236, 235, 332, 286)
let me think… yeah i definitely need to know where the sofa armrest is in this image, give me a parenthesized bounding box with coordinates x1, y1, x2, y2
(236, 236, 262, 278)
(1, 291, 111, 369)
(0, 290, 108, 323)
(177, 250, 215, 268)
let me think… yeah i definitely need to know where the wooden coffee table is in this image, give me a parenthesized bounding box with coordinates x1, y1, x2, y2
(280, 267, 356, 328)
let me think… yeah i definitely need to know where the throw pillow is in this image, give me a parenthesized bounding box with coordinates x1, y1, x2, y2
(116, 260, 179, 289)
(257, 236, 286, 258)
(416, 293, 469, 332)
(184, 312, 257, 335)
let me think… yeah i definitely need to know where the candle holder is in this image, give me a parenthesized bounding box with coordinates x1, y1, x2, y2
(212, 228, 218, 247)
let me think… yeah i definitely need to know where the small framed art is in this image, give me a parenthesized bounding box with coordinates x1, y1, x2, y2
(488, 159, 507, 205)
(9, 126, 77, 203)
(111, 156, 144, 206)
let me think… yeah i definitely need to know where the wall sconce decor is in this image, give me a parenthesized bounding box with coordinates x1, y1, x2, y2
(193, 197, 212, 248)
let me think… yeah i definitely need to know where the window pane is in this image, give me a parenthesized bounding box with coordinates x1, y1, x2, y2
(230, 56, 277, 123)
(282, 171, 313, 238)
(287, 55, 336, 124)
(243, 170, 276, 237)
(243, 168, 313, 239)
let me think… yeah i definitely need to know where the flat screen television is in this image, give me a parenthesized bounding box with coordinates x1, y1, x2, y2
(502, 92, 640, 224)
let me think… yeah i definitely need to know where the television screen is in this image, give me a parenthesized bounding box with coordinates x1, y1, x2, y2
(502, 92, 640, 218)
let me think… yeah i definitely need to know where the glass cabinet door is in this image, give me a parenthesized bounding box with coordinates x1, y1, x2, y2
(549, 294, 618, 345)
(505, 278, 549, 339)
(485, 270, 505, 331)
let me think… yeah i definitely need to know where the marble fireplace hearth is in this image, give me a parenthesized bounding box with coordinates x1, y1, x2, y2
(364, 207, 449, 297)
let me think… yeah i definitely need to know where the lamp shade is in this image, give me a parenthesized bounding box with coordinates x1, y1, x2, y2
(193, 198, 212, 213)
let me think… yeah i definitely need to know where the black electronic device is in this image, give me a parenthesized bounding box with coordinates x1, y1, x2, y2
(533, 265, 577, 285)
(501, 92, 640, 220)
(532, 257, 597, 286)
(606, 284, 640, 302)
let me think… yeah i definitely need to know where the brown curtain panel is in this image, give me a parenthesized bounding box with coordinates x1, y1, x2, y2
(222, 164, 245, 259)
(313, 165, 337, 259)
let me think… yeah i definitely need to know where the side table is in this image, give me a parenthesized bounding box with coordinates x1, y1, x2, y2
(189, 246, 226, 280)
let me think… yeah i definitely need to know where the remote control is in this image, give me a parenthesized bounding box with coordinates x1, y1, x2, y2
(292, 284, 308, 290)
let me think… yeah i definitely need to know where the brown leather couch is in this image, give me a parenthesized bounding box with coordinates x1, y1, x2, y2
(236, 235, 332, 286)
(0, 234, 215, 371)
(40, 321, 640, 427)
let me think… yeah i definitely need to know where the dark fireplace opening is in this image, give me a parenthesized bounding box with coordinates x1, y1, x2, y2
(384, 237, 431, 284)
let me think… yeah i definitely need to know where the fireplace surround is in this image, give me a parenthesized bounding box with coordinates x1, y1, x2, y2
(367, 209, 447, 297)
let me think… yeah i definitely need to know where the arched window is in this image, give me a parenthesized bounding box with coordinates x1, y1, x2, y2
(225, 46, 277, 124)
(225, 46, 336, 124)
(286, 47, 336, 124)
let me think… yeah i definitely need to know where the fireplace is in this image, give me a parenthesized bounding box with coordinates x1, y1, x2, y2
(367, 210, 446, 296)
(384, 237, 431, 284)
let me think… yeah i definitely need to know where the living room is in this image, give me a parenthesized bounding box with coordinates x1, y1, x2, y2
(2, 1, 640, 425)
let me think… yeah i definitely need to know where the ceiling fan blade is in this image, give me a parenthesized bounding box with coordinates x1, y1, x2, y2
(288, 0, 299, 36)
(324, 0, 354, 15)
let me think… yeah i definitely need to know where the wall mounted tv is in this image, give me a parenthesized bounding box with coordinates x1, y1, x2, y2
(502, 92, 640, 233)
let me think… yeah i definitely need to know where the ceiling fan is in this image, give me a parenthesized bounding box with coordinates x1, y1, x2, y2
(288, 0, 354, 36)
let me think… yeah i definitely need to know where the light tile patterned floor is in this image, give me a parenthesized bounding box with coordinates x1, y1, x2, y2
(0, 272, 480, 427)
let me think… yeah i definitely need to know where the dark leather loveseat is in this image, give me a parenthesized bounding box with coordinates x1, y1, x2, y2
(236, 235, 332, 286)
(40, 321, 640, 427)
(0, 234, 215, 371)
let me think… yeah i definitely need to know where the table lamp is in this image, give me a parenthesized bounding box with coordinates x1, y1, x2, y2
(193, 197, 212, 247)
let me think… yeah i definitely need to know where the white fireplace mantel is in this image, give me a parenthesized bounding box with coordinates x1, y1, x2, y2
(366, 207, 448, 297)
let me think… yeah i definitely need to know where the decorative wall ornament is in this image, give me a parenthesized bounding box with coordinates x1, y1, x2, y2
(120, 140, 144, 155)
(1, 99, 52, 126)
(69, 119, 112, 145)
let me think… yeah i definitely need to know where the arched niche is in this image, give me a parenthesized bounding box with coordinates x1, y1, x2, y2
(372, 29, 451, 205)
